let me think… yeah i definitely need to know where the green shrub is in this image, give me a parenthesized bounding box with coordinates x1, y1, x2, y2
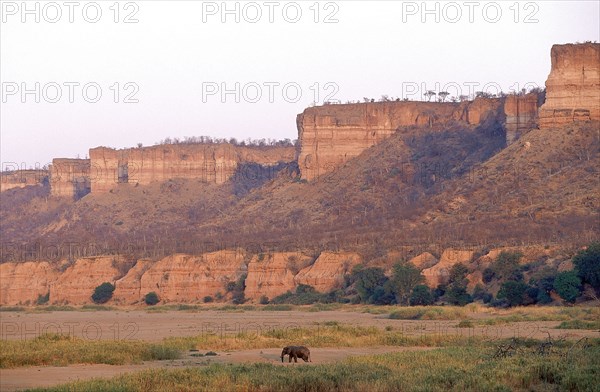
(203, 296, 214, 303)
(572, 242, 600, 294)
(91, 282, 115, 304)
(553, 271, 582, 303)
(409, 285, 434, 306)
(497, 281, 528, 307)
(36, 292, 50, 305)
(144, 292, 160, 306)
(259, 295, 269, 305)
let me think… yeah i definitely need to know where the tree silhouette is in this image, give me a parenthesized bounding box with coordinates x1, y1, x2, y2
(424, 91, 436, 102)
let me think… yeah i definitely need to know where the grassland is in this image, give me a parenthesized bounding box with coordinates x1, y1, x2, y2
(27, 342, 600, 392)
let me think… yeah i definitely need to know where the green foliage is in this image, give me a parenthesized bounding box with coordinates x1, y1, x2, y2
(388, 261, 424, 306)
(231, 274, 247, 304)
(370, 284, 395, 305)
(482, 268, 495, 283)
(259, 295, 269, 305)
(91, 282, 115, 304)
(36, 292, 50, 305)
(409, 285, 434, 306)
(553, 271, 582, 303)
(572, 242, 600, 293)
(488, 251, 524, 283)
(446, 285, 473, 306)
(497, 280, 528, 307)
(144, 292, 160, 306)
(203, 296, 213, 303)
(350, 265, 388, 302)
(271, 285, 331, 305)
(448, 264, 469, 287)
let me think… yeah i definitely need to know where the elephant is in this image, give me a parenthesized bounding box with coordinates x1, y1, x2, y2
(281, 346, 311, 363)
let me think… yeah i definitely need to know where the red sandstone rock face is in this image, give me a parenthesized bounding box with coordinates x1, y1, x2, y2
(539, 43, 600, 128)
(294, 251, 361, 293)
(138, 251, 247, 303)
(504, 93, 541, 144)
(50, 257, 124, 304)
(421, 249, 474, 288)
(297, 99, 504, 180)
(88, 144, 295, 194)
(0, 262, 59, 305)
(0, 170, 47, 193)
(112, 259, 154, 304)
(50, 158, 90, 198)
(244, 252, 314, 300)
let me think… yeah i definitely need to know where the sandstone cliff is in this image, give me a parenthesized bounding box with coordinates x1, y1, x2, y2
(297, 99, 504, 180)
(539, 43, 600, 128)
(89, 144, 295, 194)
(50, 256, 126, 304)
(504, 93, 541, 144)
(137, 251, 247, 303)
(50, 158, 91, 199)
(294, 251, 361, 293)
(244, 252, 314, 300)
(0, 261, 58, 305)
(0, 169, 47, 192)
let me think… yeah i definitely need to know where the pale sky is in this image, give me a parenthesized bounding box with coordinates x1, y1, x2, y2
(1, 0, 599, 168)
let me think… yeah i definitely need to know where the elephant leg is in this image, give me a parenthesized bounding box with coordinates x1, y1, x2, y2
(288, 355, 292, 363)
(293, 355, 298, 363)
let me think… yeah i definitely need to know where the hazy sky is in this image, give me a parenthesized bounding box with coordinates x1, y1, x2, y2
(1, 0, 599, 168)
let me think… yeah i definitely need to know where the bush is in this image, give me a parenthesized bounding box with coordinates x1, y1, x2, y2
(144, 292, 160, 305)
(553, 271, 582, 303)
(259, 295, 269, 305)
(482, 268, 495, 283)
(91, 282, 115, 304)
(36, 292, 50, 305)
(445, 286, 473, 306)
(572, 242, 600, 294)
(203, 296, 214, 303)
(496, 281, 528, 307)
(409, 285, 434, 306)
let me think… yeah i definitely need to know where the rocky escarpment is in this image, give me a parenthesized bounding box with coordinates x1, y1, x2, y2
(504, 93, 542, 144)
(88, 144, 295, 194)
(296, 98, 516, 180)
(0, 251, 361, 305)
(539, 43, 600, 128)
(49, 158, 90, 199)
(0, 169, 48, 192)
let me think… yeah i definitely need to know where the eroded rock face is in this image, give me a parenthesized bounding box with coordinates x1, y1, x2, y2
(297, 99, 504, 180)
(138, 251, 247, 303)
(0, 262, 59, 305)
(421, 249, 474, 288)
(0, 170, 48, 192)
(409, 252, 439, 270)
(504, 93, 541, 144)
(50, 257, 124, 304)
(539, 43, 600, 128)
(294, 251, 361, 293)
(50, 158, 91, 199)
(88, 144, 295, 194)
(112, 259, 154, 304)
(245, 252, 313, 300)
